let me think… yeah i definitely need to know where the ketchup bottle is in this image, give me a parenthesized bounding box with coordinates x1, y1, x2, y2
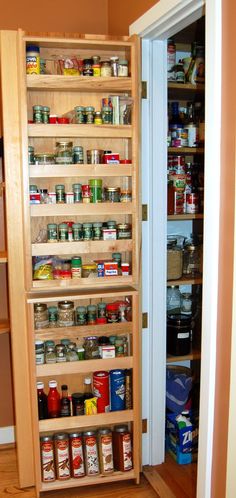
(47, 380, 60, 418)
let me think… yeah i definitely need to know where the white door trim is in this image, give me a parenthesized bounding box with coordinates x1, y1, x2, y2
(130, 1, 222, 497)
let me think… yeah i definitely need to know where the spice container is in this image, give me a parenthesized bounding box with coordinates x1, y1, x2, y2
(72, 223, 83, 241)
(58, 223, 68, 241)
(87, 305, 97, 325)
(75, 306, 87, 326)
(101, 61, 112, 77)
(66, 343, 78, 362)
(92, 55, 101, 77)
(55, 344, 67, 363)
(117, 223, 131, 240)
(35, 340, 45, 365)
(167, 286, 181, 313)
(92, 222, 103, 240)
(42, 106, 50, 124)
(93, 371, 110, 413)
(120, 190, 132, 203)
(102, 106, 113, 124)
(94, 111, 102, 124)
(72, 145, 84, 163)
(98, 428, 114, 475)
(84, 336, 99, 359)
(118, 60, 129, 77)
(72, 393, 84, 415)
(56, 184, 66, 204)
(85, 106, 95, 124)
(54, 433, 70, 480)
(34, 303, 49, 329)
(40, 436, 55, 482)
(110, 369, 125, 411)
(47, 223, 58, 242)
(89, 179, 103, 203)
(104, 187, 120, 202)
(83, 59, 93, 76)
(72, 183, 82, 203)
(48, 306, 58, 327)
(87, 149, 103, 164)
(167, 237, 183, 280)
(112, 426, 133, 471)
(74, 106, 85, 124)
(83, 431, 100, 476)
(58, 301, 75, 327)
(83, 222, 93, 240)
(55, 141, 73, 164)
(71, 256, 82, 279)
(33, 105, 43, 123)
(82, 184, 91, 203)
(183, 236, 202, 276)
(45, 344, 57, 364)
(28, 145, 35, 164)
(97, 302, 106, 318)
(106, 303, 119, 323)
(26, 45, 40, 74)
(76, 347, 85, 360)
(110, 56, 119, 77)
(125, 369, 133, 409)
(180, 292, 193, 315)
(69, 433, 85, 478)
(82, 264, 97, 278)
(167, 313, 192, 356)
(121, 262, 130, 276)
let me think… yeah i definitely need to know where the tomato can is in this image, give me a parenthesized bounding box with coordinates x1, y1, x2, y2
(83, 431, 100, 476)
(69, 433, 85, 478)
(186, 193, 199, 214)
(93, 371, 110, 413)
(40, 436, 55, 482)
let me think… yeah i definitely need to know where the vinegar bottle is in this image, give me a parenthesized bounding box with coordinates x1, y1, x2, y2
(37, 381, 48, 420)
(47, 380, 60, 418)
(60, 384, 71, 417)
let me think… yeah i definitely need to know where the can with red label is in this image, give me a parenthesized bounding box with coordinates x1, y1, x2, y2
(186, 192, 199, 214)
(40, 436, 55, 482)
(54, 433, 70, 480)
(174, 191, 185, 214)
(83, 431, 100, 476)
(93, 370, 110, 413)
(69, 433, 85, 478)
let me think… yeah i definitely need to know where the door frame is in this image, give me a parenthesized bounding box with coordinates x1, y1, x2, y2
(130, 1, 222, 497)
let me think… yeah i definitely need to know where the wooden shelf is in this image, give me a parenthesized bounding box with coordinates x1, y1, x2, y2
(27, 287, 138, 303)
(30, 202, 134, 217)
(168, 147, 204, 154)
(35, 321, 132, 341)
(27, 74, 132, 92)
(168, 214, 203, 220)
(36, 355, 133, 376)
(167, 348, 201, 363)
(168, 82, 204, 99)
(167, 275, 202, 286)
(29, 164, 133, 178)
(39, 409, 134, 433)
(0, 250, 7, 263)
(168, 82, 204, 92)
(32, 276, 133, 291)
(0, 319, 10, 335)
(32, 239, 132, 256)
(40, 470, 136, 492)
(28, 124, 132, 138)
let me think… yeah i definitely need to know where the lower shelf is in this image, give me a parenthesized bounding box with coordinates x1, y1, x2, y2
(167, 349, 201, 363)
(40, 469, 137, 492)
(39, 409, 134, 433)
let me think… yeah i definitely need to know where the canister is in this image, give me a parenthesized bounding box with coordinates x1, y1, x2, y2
(167, 313, 192, 356)
(109, 369, 125, 411)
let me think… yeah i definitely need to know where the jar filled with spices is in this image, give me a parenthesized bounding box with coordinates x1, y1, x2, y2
(118, 60, 129, 77)
(74, 106, 85, 124)
(183, 235, 202, 276)
(112, 426, 133, 471)
(97, 302, 107, 318)
(167, 236, 183, 280)
(75, 305, 87, 326)
(55, 184, 65, 204)
(83, 58, 93, 76)
(55, 344, 67, 362)
(54, 433, 70, 480)
(87, 149, 103, 164)
(85, 106, 95, 124)
(45, 344, 57, 364)
(102, 106, 113, 124)
(83, 222, 93, 240)
(106, 303, 119, 323)
(73, 145, 84, 163)
(110, 56, 119, 77)
(42, 106, 50, 124)
(82, 263, 97, 278)
(48, 306, 58, 327)
(101, 60, 112, 77)
(92, 222, 103, 240)
(92, 55, 101, 77)
(58, 301, 75, 327)
(72, 183, 82, 203)
(28, 145, 35, 165)
(35, 340, 45, 365)
(82, 184, 91, 203)
(71, 256, 82, 279)
(94, 111, 102, 124)
(98, 428, 114, 475)
(87, 305, 97, 325)
(47, 223, 58, 243)
(66, 342, 78, 362)
(55, 141, 73, 164)
(104, 187, 120, 203)
(117, 223, 132, 239)
(34, 303, 49, 329)
(83, 431, 100, 476)
(89, 179, 103, 203)
(72, 222, 83, 241)
(40, 435, 55, 482)
(72, 393, 84, 416)
(58, 223, 68, 242)
(33, 105, 43, 123)
(84, 336, 100, 359)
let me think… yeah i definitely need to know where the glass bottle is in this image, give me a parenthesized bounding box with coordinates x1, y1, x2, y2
(84, 377, 94, 401)
(47, 380, 60, 418)
(60, 384, 71, 417)
(167, 286, 181, 313)
(37, 381, 48, 420)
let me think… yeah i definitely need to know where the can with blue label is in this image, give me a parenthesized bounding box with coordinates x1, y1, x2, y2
(110, 369, 125, 411)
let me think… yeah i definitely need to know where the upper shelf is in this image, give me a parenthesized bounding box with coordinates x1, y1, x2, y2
(168, 82, 204, 99)
(168, 147, 204, 154)
(167, 275, 202, 286)
(27, 75, 132, 92)
(0, 250, 7, 263)
(28, 124, 132, 138)
(36, 355, 133, 376)
(29, 164, 133, 178)
(30, 202, 134, 216)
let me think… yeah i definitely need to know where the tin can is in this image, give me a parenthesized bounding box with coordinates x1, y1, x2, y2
(93, 371, 110, 413)
(110, 369, 125, 411)
(112, 426, 133, 471)
(73, 146, 84, 164)
(186, 192, 199, 214)
(83, 431, 100, 476)
(69, 433, 85, 478)
(40, 435, 55, 482)
(54, 433, 70, 480)
(174, 191, 185, 214)
(186, 124, 199, 147)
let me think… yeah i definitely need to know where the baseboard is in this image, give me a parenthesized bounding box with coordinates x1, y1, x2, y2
(0, 426, 15, 445)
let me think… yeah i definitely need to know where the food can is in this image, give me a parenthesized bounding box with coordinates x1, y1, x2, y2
(110, 369, 125, 411)
(69, 433, 85, 478)
(83, 431, 100, 476)
(54, 433, 70, 480)
(40, 436, 55, 482)
(174, 191, 185, 214)
(98, 428, 114, 475)
(186, 192, 199, 214)
(93, 371, 110, 413)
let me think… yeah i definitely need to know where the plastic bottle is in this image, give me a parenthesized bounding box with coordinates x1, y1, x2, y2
(37, 381, 48, 420)
(47, 380, 60, 418)
(60, 384, 71, 417)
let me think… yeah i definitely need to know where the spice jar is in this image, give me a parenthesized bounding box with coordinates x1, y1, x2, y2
(28, 145, 35, 165)
(85, 106, 95, 124)
(92, 222, 103, 240)
(48, 306, 58, 327)
(101, 61, 112, 77)
(73, 145, 84, 163)
(54, 433, 70, 480)
(76, 347, 85, 360)
(167, 237, 183, 280)
(110, 56, 119, 77)
(83, 58, 93, 76)
(71, 256, 82, 279)
(82, 264, 97, 278)
(92, 55, 101, 77)
(183, 235, 202, 276)
(72, 223, 83, 241)
(102, 106, 113, 124)
(72, 183, 82, 203)
(66, 342, 78, 362)
(97, 302, 107, 318)
(69, 433, 85, 478)
(33, 105, 43, 123)
(55, 141, 73, 164)
(35, 340, 45, 365)
(83, 431, 100, 476)
(89, 179, 102, 203)
(42, 106, 50, 124)
(34, 153, 55, 165)
(26, 45, 40, 75)
(82, 184, 91, 203)
(74, 106, 85, 124)
(104, 187, 120, 202)
(58, 223, 68, 241)
(45, 344, 57, 364)
(87, 149, 103, 164)
(47, 223, 58, 242)
(112, 426, 133, 471)
(117, 223, 132, 239)
(118, 60, 129, 77)
(98, 428, 114, 475)
(55, 184, 65, 204)
(106, 303, 119, 323)
(34, 303, 49, 329)
(87, 305, 97, 325)
(75, 306, 87, 326)
(72, 393, 84, 415)
(83, 222, 93, 240)
(40, 436, 55, 482)
(84, 336, 99, 359)
(58, 301, 75, 327)
(94, 111, 102, 124)
(180, 292, 193, 315)
(120, 190, 132, 203)
(55, 344, 67, 363)
(167, 286, 181, 313)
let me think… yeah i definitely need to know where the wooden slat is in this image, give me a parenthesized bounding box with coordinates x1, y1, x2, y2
(167, 214, 203, 221)
(168, 147, 204, 154)
(30, 202, 134, 217)
(40, 470, 136, 492)
(32, 275, 133, 291)
(168, 82, 204, 91)
(167, 348, 201, 363)
(27, 286, 137, 303)
(27, 75, 132, 92)
(35, 321, 132, 341)
(143, 465, 176, 498)
(28, 124, 132, 138)
(29, 164, 133, 178)
(36, 355, 133, 377)
(167, 276, 202, 286)
(0, 319, 10, 335)
(32, 239, 132, 256)
(39, 409, 134, 433)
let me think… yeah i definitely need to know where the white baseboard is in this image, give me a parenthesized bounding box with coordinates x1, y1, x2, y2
(0, 426, 15, 445)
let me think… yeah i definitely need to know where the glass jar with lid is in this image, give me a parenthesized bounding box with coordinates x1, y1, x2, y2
(117, 223, 132, 239)
(74, 106, 85, 124)
(45, 344, 57, 364)
(73, 145, 84, 163)
(72, 223, 83, 241)
(180, 292, 193, 315)
(87, 305, 97, 325)
(55, 184, 65, 203)
(183, 235, 202, 276)
(72, 183, 82, 203)
(58, 223, 68, 242)
(83, 222, 93, 240)
(83, 58, 93, 76)
(85, 106, 95, 124)
(55, 141, 73, 164)
(92, 55, 101, 77)
(28, 145, 35, 165)
(93, 222, 103, 240)
(84, 336, 100, 359)
(102, 106, 113, 124)
(110, 56, 119, 77)
(167, 236, 183, 280)
(55, 344, 67, 362)
(47, 223, 58, 242)
(66, 342, 78, 362)
(118, 60, 129, 77)
(101, 61, 112, 77)
(34, 303, 49, 329)
(75, 306, 87, 326)
(48, 306, 58, 327)
(42, 106, 50, 124)
(167, 286, 181, 313)
(104, 187, 120, 203)
(58, 300, 75, 327)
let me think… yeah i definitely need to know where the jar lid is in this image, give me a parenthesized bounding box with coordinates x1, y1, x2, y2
(84, 377, 92, 385)
(72, 183, 82, 189)
(58, 223, 68, 229)
(82, 264, 97, 270)
(83, 430, 97, 436)
(43, 106, 50, 112)
(106, 303, 119, 311)
(85, 336, 98, 340)
(83, 223, 93, 228)
(93, 222, 103, 228)
(69, 432, 83, 438)
(101, 60, 111, 65)
(30, 184, 38, 192)
(119, 60, 128, 65)
(73, 146, 83, 151)
(76, 306, 87, 312)
(102, 106, 112, 112)
(72, 223, 82, 228)
(55, 184, 65, 189)
(28, 145, 34, 151)
(114, 425, 129, 433)
(98, 428, 111, 435)
(58, 300, 74, 309)
(110, 56, 119, 61)
(75, 347, 85, 353)
(45, 340, 55, 346)
(54, 433, 68, 440)
(47, 223, 57, 229)
(117, 223, 131, 229)
(61, 338, 70, 345)
(167, 313, 192, 325)
(34, 303, 47, 311)
(40, 436, 53, 442)
(74, 106, 85, 112)
(71, 257, 82, 266)
(89, 179, 103, 187)
(27, 45, 40, 53)
(35, 153, 55, 159)
(33, 105, 43, 110)
(48, 380, 57, 388)
(98, 302, 106, 308)
(56, 141, 73, 147)
(106, 187, 120, 192)
(87, 305, 97, 312)
(107, 221, 116, 226)
(85, 106, 95, 112)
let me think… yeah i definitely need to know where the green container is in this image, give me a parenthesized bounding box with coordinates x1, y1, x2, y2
(58, 223, 68, 241)
(97, 302, 107, 318)
(48, 307, 58, 325)
(89, 178, 102, 203)
(72, 223, 83, 241)
(112, 252, 122, 268)
(83, 222, 93, 240)
(93, 222, 103, 240)
(33, 105, 43, 123)
(47, 223, 58, 242)
(87, 304, 97, 324)
(76, 306, 87, 326)
(42, 106, 50, 124)
(72, 183, 82, 203)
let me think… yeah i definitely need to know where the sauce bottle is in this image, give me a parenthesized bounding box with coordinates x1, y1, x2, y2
(47, 380, 60, 418)
(37, 381, 48, 420)
(60, 384, 71, 417)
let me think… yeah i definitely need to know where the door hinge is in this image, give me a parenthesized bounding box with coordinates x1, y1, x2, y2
(142, 312, 148, 329)
(0, 182, 5, 197)
(142, 204, 148, 221)
(141, 81, 147, 99)
(142, 419, 148, 434)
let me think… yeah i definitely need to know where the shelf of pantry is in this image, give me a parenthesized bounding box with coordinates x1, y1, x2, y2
(27, 74, 132, 92)
(39, 409, 134, 433)
(29, 164, 133, 178)
(167, 348, 201, 363)
(40, 470, 136, 492)
(167, 275, 202, 286)
(32, 239, 132, 256)
(168, 82, 204, 99)
(35, 322, 132, 341)
(28, 124, 132, 139)
(36, 355, 133, 377)
(0, 250, 7, 263)
(32, 276, 133, 291)
(168, 147, 204, 154)
(30, 203, 134, 216)
(0, 319, 10, 335)
(168, 214, 203, 221)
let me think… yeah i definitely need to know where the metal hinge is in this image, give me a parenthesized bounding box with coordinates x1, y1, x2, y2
(0, 182, 5, 197)
(142, 419, 148, 434)
(142, 204, 148, 221)
(142, 312, 148, 329)
(141, 81, 147, 99)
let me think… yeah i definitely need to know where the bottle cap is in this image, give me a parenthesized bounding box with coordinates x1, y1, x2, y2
(61, 384, 68, 391)
(84, 377, 92, 385)
(49, 380, 57, 388)
(37, 381, 44, 389)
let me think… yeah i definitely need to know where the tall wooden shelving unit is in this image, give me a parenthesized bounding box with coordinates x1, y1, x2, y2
(0, 30, 141, 494)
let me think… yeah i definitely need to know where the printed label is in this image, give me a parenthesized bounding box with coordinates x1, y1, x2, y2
(122, 434, 133, 471)
(100, 435, 114, 473)
(56, 440, 70, 479)
(177, 332, 190, 339)
(71, 438, 85, 477)
(41, 442, 55, 482)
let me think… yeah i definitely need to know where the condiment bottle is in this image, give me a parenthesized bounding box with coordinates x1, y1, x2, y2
(37, 381, 48, 420)
(83, 377, 94, 402)
(60, 384, 71, 417)
(47, 380, 60, 418)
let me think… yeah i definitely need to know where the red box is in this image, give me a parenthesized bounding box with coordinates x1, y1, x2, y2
(104, 261, 118, 276)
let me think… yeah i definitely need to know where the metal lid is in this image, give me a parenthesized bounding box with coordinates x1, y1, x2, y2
(37, 381, 44, 389)
(69, 432, 82, 438)
(105, 187, 120, 192)
(167, 313, 192, 325)
(76, 306, 87, 312)
(56, 141, 73, 147)
(34, 303, 47, 312)
(71, 392, 84, 401)
(58, 300, 74, 309)
(114, 425, 129, 433)
(40, 435, 53, 442)
(98, 428, 112, 435)
(54, 433, 69, 440)
(117, 223, 131, 229)
(83, 430, 97, 436)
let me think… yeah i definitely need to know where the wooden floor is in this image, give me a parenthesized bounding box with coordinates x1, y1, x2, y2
(0, 448, 197, 498)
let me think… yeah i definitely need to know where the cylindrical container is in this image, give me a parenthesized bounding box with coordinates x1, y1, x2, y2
(72, 183, 82, 203)
(55, 344, 67, 363)
(167, 313, 192, 355)
(55, 141, 73, 164)
(72, 393, 84, 416)
(34, 153, 55, 165)
(125, 369, 133, 409)
(92, 56, 101, 77)
(93, 371, 110, 413)
(118, 60, 129, 77)
(101, 61, 112, 77)
(48, 306, 58, 327)
(33, 105, 43, 123)
(106, 303, 119, 323)
(117, 223, 132, 239)
(121, 263, 130, 276)
(26, 45, 40, 74)
(112, 426, 133, 471)
(35, 340, 45, 365)
(75, 306, 87, 326)
(180, 292, 193, 315)
(167, 40, 176, 73)
(58, 301, 74, 327)
(98, 428, 114, 475)
(45, 345, 56, 364)
(110, 56, 119, 77)
(56, 184, 65, 204)
(87, 305, 97, 325)
(167, 286, 181, 313)
(72, 223, 83, 241)
(85, 106, 95, 124)
(28, 145, 35, 165)
(92, 222, 103, 240)
(83, 59, 93, 76)
(186, 192, 199, 214)
(58, 223, 68, 241)
(71, 256, 82, 279)
(110, 369, 125, 411)
(82, 263, 97, 278)
(87, 149, 103, 164)
(89, 179, 102, 203)
(47, 223, 58, 242)
(112, 252, 121, 268)
(73, 145, 84, 164)
(74, 106, 85, 124)
(167, 239, 183, 280)
(83, 222, 93, 240)
(82, 184, 91, 203)
(97, 302, 106, 318)
(183, 237, 202, 276)
(174, 190, 185, 214)
(42, 106, 50, 124)
(54, 433, 70, 480)
(102, 106, 113, 124)
(84, 336, 99, 359)
(186, 124, 199, 147)
(69, 433, 85, 478)
(34, 303, 49, 329)
(83, 431, 100, 476)
(40, 436, 55, 482)
(94, 111, 102, 124)
(104, 187, 120, 203)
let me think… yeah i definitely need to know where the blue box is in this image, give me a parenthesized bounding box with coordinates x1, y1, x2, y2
(166, 411, 199, 464)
